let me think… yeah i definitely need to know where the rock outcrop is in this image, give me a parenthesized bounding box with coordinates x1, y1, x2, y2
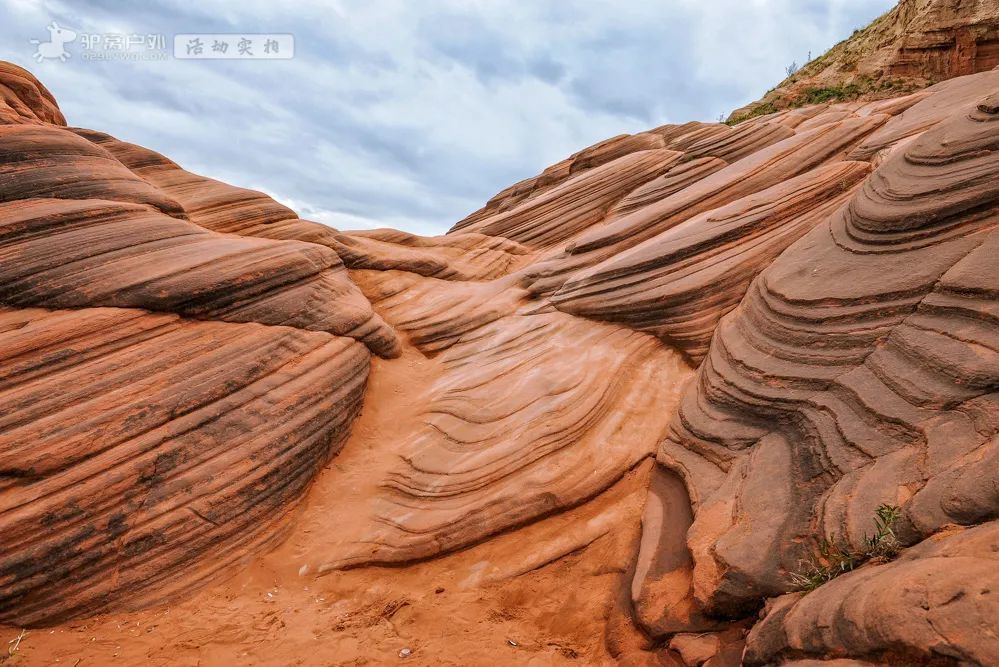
(0, 64, 393, 625)
(0, 306, 368, 625)
(631, 87, 999, 654)
(0, 62, 64, 125)
(550, 159, 871, 361)
(1, 7, 998, 663)
(743, 522, 999, 665)
(731, 0, 999, 122)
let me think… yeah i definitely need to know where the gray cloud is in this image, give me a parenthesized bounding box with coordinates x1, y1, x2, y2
(0, 0, 895, 235)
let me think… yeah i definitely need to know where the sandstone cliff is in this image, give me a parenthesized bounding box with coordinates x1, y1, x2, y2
(730, 0, 999, 122)
(0, 11, 998, 665)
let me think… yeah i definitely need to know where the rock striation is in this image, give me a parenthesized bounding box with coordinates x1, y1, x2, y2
(0, 306, 368, 625)
(0, 64, 392, 624)
(1, 11, 999, 664)
(550, 159, 871, 361)
(0, 62, 64, 125)
(630, 81, 999, 664)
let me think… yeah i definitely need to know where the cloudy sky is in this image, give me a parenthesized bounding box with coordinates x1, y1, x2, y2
(1, 0, 894, 235)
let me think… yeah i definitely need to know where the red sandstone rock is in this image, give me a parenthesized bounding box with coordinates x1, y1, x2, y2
(550, 160, 871, 361)
(457, 149, 683, 249)
(850, 69, 999, 159)
(0, 198, 397, 356)
(0, 306, 369, 625)
(744, 523, 999, 665)
(519, 114, 888, 297)
(680, 121, 794, 164)
(450, 132, 669, 233)
(1, 17, 999, 664)
(633, 87, 999, 663)
(335, 227, 534, 280)
(71, 128, 341, 244)
(608, 157, 728, 218)
(0, 62, 64, 125)
(0, 64, 390, 626)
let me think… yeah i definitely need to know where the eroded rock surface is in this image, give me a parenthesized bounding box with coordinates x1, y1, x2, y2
(633, 80, 999, 665)
(551, 159, 871, 361)
(0, 64, 389, 624)
(744, 522, 999, 665)
(0, 35, 998, 667)
(0, 307, 368, 625)
(517, 114, 888, 298)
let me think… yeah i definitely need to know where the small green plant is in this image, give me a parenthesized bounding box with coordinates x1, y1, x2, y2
(798, 84, 863, 105)
(726, 101, 779, 126)
(864, 503, 902, 561)
(791, 504, 902, 592)
(789, 539, 858, 591)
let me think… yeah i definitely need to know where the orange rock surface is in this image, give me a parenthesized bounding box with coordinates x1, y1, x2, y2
(1, 19, 998, 666)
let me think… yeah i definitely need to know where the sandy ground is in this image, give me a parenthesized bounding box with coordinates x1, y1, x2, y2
(0, 345, 685, 666)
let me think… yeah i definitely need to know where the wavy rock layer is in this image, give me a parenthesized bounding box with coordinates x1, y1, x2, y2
(457, 149, 683, 249)
(518, 114, 888, 297)
(0, 198, 398, 356)
(0, 306, 368, 625)
(0, 62, 64, 125)
(849, 70, 999, 159)
(289, 71, 965, 585)
(77, 127, 526, 284)
(551, 159, 871, 361)
(632, 87, 999, 663)
(0, 121, 398, 357)
(609, 156, 728, 217)
(0, 64, 392, 625)
(314, 302, 688, 570)
(335, 228, 533, 281)
(0, 124, 184, 216)
(450, 132, 667, 232)
(72, 128, 339, 244)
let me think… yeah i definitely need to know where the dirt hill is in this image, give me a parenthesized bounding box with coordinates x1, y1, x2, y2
(729, 0, 999, 123)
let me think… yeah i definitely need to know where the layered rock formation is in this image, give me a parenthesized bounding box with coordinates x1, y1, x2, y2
(631, 86, 999, 663)
(1, 14, 998, 664)
(0, 62, 393, 625)
(550, 159, 871, 361)
(0, 306, 368, 625)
